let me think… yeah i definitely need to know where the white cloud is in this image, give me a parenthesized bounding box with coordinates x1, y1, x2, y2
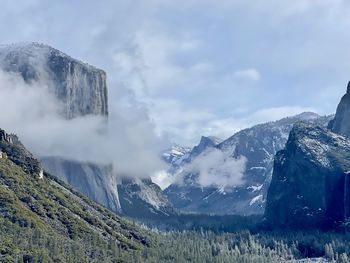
(0, 69, 167, 177)
(180, 149, 247, 189)
(151, 170, 174, 190)
(206, 106, 317, 141)
(148, 100, 317, 146)
(0, 0, 347, 154)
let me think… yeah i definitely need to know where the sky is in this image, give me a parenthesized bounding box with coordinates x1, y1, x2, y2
(1, 0, 350, 146)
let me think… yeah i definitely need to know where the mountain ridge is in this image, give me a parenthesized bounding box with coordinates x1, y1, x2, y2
(164, 112, 333, 215)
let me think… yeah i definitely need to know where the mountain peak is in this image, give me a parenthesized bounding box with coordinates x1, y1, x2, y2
(293, 112, 320, 120)
(190, 136, 220, 158)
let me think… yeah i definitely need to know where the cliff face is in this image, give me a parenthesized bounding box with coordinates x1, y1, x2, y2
(0, 43, 172, 220)
(265, 123, 350, 229)
(40, 157, 122, 212)
(329, 82, 350, 137)
(0, 42, 108, 118)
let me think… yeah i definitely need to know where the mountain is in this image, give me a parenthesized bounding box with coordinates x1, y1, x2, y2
(0, 42, 170, 220)
(163, 137, 222, 169)
(329, 81, 350, 137)
(265, 122, 350, 229)
(162, 144, 192, 169)
(0, 42, 108, 118)
(190, 136, 223, 159)
(265, 85, 350, 230)
(0, 128, 151, 262)
(117, 177, 172, 219)
(164, 112, 333, 215)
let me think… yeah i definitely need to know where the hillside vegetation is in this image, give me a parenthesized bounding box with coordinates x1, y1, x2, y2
(0, 132, 152, 262)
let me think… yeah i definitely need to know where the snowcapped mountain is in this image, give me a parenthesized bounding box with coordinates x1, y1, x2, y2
(162, 144, 192, 168)
(163, 136, 223, 168)
(165, 112, 333, 215)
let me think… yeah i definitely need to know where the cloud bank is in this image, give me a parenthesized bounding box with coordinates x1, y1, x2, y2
(0, 69, 167, 177)
(0, 0, 348, 145)
(178, 149, 247, 189)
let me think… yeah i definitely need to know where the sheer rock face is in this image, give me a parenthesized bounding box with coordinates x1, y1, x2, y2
(40, 157, 122, 212)
(0, 43, 171, 219)
(265, 123, 350, 229)
(0, 42, 108, 118)
(40, 157, 172, 218)
(329, 82, 350, 137)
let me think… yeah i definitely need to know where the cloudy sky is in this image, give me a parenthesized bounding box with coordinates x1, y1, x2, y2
(2, 0, 350, 146)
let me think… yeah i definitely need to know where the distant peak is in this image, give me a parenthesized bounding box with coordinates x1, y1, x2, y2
(293, 112, 320, 120)
(347, 81, 350, 94)
(0, 42, 53, 52)
(199, 136, 222, 146)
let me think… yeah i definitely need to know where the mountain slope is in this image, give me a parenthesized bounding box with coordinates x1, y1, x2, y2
(0, 128, 151, 262)
(165, 112, 333, 215)
(265, 122, 350, 229)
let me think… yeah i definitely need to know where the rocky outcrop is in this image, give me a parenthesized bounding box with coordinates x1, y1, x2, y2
(329, 82, 350, 137)
(118, 177, 172, 219)
(165, 113, 333, 216)
(0, 129, 12, 143)
(0, 129, 42, 176)
(265, 123, 350, 229)
(0, 42, 108, 118)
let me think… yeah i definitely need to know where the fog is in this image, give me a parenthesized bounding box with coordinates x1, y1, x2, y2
(0, 69, 168, 177)
(177, 149, 247, 189)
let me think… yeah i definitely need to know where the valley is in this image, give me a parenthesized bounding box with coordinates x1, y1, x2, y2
(0, 42, 350, 262)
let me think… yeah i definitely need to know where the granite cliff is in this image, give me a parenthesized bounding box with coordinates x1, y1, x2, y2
(0, 43, 170, 219)
(265, 123, 350, 229)
(0, 42, 108, 118)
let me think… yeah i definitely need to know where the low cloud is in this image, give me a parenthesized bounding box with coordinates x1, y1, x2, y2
(179, 149, 247, 189)
(151, 170, 174, 190)
(0, 69, 167, 177)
